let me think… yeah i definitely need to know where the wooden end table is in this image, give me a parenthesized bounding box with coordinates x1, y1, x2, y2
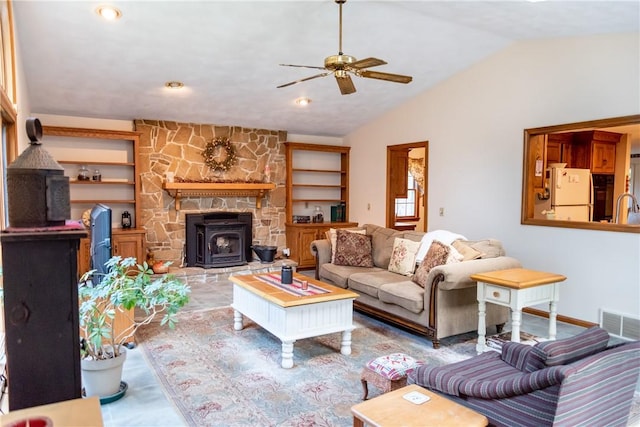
(0, 396, 103, 426)
(471, 268, 566, 353)
(351, 384, 488, 427)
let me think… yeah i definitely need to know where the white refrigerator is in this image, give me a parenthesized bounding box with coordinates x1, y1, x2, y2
(547, 167, 592, 221)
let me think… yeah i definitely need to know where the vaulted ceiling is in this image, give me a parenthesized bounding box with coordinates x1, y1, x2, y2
(13, 1, 639, 137)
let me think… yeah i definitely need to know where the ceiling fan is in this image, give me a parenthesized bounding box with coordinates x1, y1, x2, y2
(277, 0, 412, 95)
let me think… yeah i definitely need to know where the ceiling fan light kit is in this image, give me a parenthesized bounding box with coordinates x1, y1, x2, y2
(277, 0, 412, 95)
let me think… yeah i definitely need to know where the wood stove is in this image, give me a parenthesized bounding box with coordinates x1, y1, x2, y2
(185, 212, 252, 268)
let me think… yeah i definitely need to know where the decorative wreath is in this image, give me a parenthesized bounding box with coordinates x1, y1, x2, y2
(202, 137, 237, 172)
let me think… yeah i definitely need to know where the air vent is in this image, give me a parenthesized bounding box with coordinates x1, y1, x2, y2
(600, 309, 640, 341)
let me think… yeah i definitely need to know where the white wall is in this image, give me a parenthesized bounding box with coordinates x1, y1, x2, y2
(345, 33, 640, 323)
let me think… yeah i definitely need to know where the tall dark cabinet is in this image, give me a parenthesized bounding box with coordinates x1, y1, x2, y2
(1, 230, 86, 410)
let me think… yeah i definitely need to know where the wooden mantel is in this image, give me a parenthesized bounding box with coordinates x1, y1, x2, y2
(162, 182, 276, 211)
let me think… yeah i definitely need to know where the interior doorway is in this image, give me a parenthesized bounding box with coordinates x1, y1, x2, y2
(386, 141, 428, 231)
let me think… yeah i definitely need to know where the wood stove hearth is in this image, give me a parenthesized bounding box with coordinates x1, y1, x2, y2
(185, 212, 252, 268)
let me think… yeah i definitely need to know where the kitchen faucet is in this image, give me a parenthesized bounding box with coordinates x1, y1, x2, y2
(615, 192, 640, 224)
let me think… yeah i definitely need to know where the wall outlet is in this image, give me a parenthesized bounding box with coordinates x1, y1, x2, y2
(439, 207, 445, 216)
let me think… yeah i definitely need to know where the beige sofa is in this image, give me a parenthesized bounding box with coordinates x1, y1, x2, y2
(310, 224, 521, 348)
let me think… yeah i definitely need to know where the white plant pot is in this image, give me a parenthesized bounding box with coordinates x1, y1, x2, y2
(81, 346, 127, 398)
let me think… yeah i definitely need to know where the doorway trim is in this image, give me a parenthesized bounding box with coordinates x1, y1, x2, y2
(386, 140, 429, 230)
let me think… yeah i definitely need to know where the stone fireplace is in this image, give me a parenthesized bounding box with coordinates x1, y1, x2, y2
(185, 212, 252, 268)
(135, 120, 287, 266)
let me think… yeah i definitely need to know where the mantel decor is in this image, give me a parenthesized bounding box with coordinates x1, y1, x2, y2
(202, 137, 237, 172)
(162, 181, 276, 211)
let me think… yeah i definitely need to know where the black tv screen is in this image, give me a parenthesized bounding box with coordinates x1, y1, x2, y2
(90, 203, 112, 283)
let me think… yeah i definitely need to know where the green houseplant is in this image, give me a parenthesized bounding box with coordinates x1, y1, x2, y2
(78, 256, 190, 398)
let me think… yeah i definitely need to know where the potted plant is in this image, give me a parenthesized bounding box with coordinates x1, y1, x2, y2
(78, 256, 190, 399)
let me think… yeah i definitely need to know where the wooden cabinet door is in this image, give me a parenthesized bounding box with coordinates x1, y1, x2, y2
(389, 148, 409, 198)
(298, 229, 319, 267)
(591, 142, 616, 174)
(78, 237, 91, 276)
(112, 232, 144, 262)
(546, 142, 562, 164)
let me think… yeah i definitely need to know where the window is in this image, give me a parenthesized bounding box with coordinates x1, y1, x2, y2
(395, 172, 419, 220)
(0, 0, 16, 231)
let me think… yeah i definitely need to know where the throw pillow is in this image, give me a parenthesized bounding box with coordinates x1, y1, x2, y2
(465, 239, 505, 259)
(452, 239, 483, 261)
(387, 237, 421, 276)
(333, 229, 374, 267)
(415, 230, 467, 263)
(412, 240, 450, 287)
(326, 227, 366, 263)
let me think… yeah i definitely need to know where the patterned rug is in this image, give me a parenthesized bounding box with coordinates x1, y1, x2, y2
(137, 307, 640, 426)
(137, 307, 477, 426)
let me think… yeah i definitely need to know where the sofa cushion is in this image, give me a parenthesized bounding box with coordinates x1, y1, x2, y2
(326, 227, 366, 263)
(368, 226, 404, 269)
(388, 237, 421, 276)
(465, 239, 505, 259)
(412, 240, 450, 287)
(415, 230, 467, 263)
(378, 281, 424, 314)
(320, 263, 383, 289)
(334, 229, 374, 267)
(349, 270, 408, 298)
(523, 326, 610, 372)
(452, 239, 483, 261)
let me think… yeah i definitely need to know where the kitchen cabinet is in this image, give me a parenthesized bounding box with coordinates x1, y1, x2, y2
(546, 132, 573, 166)
(571, 130, 621, 174)
(286, 222, 357, 268)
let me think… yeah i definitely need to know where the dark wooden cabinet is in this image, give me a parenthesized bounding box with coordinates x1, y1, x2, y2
(1, 230, 86, 410)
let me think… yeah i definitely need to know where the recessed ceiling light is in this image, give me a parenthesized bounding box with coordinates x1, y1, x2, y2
(165, 81, 185, 89)
(295, 97, 311, 106)
(96, 6, 122, 21)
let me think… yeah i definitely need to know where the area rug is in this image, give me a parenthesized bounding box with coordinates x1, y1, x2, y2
(138, 307, 640, 426)
(137, 307, 477, 426)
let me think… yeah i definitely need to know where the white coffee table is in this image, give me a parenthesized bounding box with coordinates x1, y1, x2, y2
(230, 273, 359, 368)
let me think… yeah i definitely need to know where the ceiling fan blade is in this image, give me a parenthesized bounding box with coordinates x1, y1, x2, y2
(279, 63, 327, 70)
(350, 57, 387, 70)
(277, 72, 331, 89)
(360, 70, 413, 84)
(336, 74, 356, 95)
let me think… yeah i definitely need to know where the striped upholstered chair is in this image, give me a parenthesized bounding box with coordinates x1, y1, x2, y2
(408, 327, 640, 426)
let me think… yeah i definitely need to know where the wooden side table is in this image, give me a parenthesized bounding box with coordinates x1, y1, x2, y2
(351, 384, 488, 427)
(471, 268, 566, 353)
(0, 397, 103, 426)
